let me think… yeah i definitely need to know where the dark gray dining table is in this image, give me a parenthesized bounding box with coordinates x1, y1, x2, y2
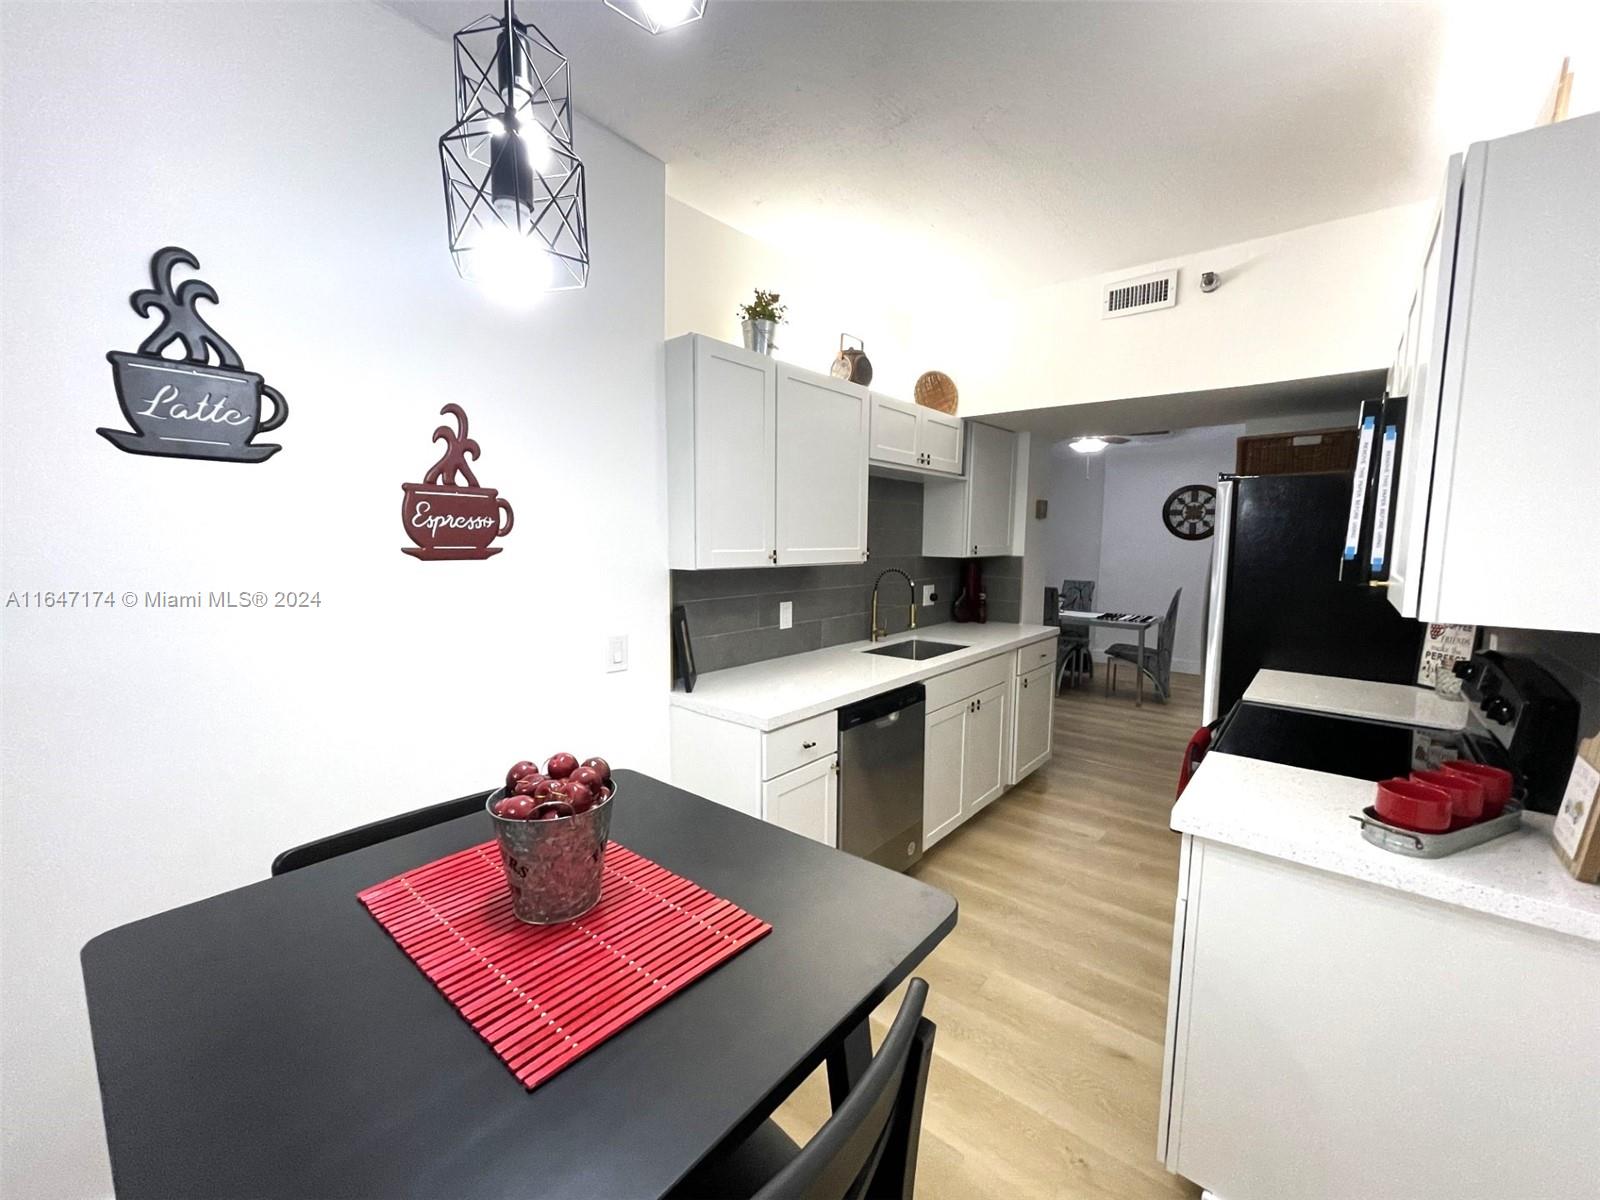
(81, 770, 957, 1200)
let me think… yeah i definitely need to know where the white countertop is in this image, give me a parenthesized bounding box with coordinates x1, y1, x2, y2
(1243, 669, 1469, 730)
(670, 623, 1059, 731)
(1173, 753, 1600, 942)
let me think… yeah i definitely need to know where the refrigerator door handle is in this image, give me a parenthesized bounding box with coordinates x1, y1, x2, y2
(1201, 478, 1235, 725)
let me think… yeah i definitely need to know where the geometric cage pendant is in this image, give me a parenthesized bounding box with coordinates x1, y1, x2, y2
(438, 0, 589, 296)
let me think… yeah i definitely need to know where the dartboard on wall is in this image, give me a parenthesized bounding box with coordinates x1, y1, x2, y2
(1163, 484, 1217, 540)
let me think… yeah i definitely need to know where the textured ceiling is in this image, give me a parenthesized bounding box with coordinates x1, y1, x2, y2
(389, 1, 1485, 294)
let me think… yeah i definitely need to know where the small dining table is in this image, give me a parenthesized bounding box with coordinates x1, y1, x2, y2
(81, 770, 957, 1200)
(1057, 606, 1162, 705)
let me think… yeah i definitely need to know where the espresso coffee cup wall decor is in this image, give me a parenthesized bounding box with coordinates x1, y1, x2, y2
(99, 247, 288, 463)
(401, 404, 514, 561)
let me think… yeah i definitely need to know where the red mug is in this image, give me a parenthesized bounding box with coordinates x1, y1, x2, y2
(1439, 761, 1513, 818)
(1412, 768, 1484, 824)
(1375, 778, 1454, 833)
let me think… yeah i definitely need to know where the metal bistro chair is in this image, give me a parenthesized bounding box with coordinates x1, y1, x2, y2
(1057, 579, 1095, 692)
(1106, 588, 1180, 703)
(669, 979, 937, 1200)
(270, 790, 493, 875)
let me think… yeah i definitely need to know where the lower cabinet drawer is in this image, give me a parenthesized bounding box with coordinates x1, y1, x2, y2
(761, 711, 837, 780)
(1016, 637, 1057, 674)
(924, 651, 1011, 712)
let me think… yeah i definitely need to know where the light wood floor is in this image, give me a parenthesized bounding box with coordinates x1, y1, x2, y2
(775, 672, 1205, 1200)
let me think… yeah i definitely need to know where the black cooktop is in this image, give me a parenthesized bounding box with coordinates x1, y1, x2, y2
(1211, 702, 1505, 782)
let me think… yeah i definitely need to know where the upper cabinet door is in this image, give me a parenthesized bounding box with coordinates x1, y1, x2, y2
(1425, 117, 1600, 632)
(966, 421, 1017, 556)
(919, 410, 964, 475)
(776, 366, 869, 566)
(692, 339, 777, 569)
(1386, 155, 1463, 620)
(869, 392, 921, 468)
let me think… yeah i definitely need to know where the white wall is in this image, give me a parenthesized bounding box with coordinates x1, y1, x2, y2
(913, 203, 1432, 419)
(666, 197, 927, 398)
(1040, 449, 1107, 591)
(1241, 405, 1362, 436)
(1041, 427, 1241, 677)
(0, 4, 669, 1197)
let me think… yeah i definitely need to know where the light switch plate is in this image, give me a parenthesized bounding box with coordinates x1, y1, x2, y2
(921, 584, 936, 606)
(778, 600, 793, 630)
(607, 635, 628, 673)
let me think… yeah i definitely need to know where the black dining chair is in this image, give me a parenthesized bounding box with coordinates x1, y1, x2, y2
(270, 789, 494, 875)
(1106, 587, 1181, 703)
(1057, 578, 1096, 692)
(669, 979, 936, 1200)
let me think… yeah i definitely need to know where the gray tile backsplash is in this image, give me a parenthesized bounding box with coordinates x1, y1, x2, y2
(672, 477, 1025, 674)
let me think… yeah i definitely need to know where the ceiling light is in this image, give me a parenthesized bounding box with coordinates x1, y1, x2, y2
(438, 0, 589, 294)
(1070, 437, 1110, 454)
(606, 0, 706, 35)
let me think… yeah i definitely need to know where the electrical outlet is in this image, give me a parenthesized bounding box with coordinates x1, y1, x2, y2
(606, 635, 628, 673)
(921, 584, 937, 606)
(778, 600, 793, 630)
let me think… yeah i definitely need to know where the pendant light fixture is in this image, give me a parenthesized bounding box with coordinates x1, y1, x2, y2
(605, 0, 706, 35)
(438, 0, 588, 299)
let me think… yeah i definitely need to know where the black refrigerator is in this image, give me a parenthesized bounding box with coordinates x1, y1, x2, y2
(1202, 472, 1425, 723)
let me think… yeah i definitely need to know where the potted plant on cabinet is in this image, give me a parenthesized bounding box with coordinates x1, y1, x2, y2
(736, 289, 786, 355)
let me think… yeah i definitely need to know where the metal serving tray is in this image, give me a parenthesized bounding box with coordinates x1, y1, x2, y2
(1351, 803, 1524, 858)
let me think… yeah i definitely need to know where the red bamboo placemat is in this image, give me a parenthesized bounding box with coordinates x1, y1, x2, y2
(358, 841, 771, 1089)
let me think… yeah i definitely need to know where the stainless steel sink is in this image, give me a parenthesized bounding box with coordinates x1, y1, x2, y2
(863, 639, 968, 661)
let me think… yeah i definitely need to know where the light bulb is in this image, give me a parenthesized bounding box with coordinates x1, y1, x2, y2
(469, 201, 557, 307)
(639, 0, 694, 28)
(1070, 437, 1109, 454)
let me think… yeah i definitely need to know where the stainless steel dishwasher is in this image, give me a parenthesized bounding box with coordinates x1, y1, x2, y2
(837, 683, 925, 872)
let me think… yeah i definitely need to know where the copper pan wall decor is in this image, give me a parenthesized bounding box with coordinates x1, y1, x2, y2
(99, 247, 288, 463)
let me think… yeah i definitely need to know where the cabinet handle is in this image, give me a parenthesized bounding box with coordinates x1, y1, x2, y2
(1023, 678, 1028, 688)
(801, 740, 817, 749)
(769, 550, 778, 564)
(975, 698, 982, 711)
(972, 544, 978, 555)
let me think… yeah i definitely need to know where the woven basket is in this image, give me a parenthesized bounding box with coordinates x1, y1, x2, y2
(914, 371, 958, 414)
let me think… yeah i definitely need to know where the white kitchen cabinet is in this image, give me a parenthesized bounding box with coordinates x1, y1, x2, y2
(776, 365, 869, 566)
(1381, 114, 1600, 632)
(1011, 662, 1053, 782)
(868, 393, 963, 476)
(925, 677, 1013, 850)
(761, 753, 838, 847)
(922, 699, 967, 847)
(962, 682, 1009, 812)
(666, 335, 868, 570)
(1161, 836, 1600, 1199)
(666, 336, 776, 569)
(922, 421, 1018, 557)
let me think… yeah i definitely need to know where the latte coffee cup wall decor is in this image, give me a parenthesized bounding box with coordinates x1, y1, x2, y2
(401, 404, 514, 561)
(99, 247, 288, 463)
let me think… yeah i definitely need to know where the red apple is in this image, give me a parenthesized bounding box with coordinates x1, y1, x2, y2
(597, 784, 613, 804)
(580, 756, 611, 782)
(512, 773, 548, 798)
(505, 760, 539, 790)
(534, 800, 575, 821)
(545, 752, 579, 780)
(570, 765, 604, 793)
(494, 794, 538, 820)
(530, 777, 557, 799)
(563, 781, 594, 811)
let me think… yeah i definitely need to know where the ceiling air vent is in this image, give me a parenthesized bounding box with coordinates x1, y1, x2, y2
(1102, 270, 1178, 319)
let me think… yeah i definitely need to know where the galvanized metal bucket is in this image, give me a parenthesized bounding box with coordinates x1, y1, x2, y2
(487, 784, 614, 924)
(741, 318, 777, 355)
